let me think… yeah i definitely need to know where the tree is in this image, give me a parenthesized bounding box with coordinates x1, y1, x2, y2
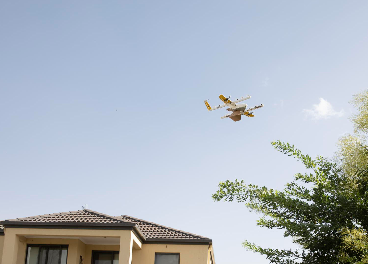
(213, 90, 368, 264)
(336, 90, 368, 263)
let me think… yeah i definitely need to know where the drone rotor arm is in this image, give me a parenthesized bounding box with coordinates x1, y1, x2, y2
(212, 104, 226, 110)
(233, 95, 251, 104)
(221, 114, 232, 119)
(245, 104, 264, 112)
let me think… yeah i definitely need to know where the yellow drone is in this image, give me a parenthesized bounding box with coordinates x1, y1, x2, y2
(204, 94, 264, 122)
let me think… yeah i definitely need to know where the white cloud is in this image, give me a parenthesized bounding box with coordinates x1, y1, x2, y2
(303, 98, 344, 120)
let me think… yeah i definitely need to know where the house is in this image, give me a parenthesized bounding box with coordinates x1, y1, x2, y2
(0, 209, 215, 264)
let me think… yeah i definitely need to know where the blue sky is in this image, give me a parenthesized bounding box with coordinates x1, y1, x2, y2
(1, 1, 368, 263)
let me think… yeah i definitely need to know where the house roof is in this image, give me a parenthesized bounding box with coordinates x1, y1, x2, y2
(6, 209, 123, 224)
(119, 215, 208, 241)
(0, 209, 211, 244)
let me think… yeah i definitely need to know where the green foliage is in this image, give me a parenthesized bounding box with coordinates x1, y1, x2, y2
(351, 90, 368, 134)
(339, 228, 368, 264)
(336, 90, 368, 262)
(213, 90, 368, 263)
(337, 135, 368, 179)
(337, 91, 368, 182)
(213, 141, 355, 263)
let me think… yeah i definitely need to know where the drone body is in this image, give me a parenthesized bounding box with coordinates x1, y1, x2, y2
(204, 94, 264, 122)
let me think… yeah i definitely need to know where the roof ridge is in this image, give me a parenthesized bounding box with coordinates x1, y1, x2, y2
(6, 210, 78, 221)
(119, 215, 209, 239)
(6, 209, 125, 223)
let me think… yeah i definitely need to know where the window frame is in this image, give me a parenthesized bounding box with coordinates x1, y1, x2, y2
(91, 250, 119, 264)
(154, 253, 180, 264)
(25, 244, 69, 264)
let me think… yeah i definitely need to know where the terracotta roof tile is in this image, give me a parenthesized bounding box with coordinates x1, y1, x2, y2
(119, 215, 209, 240)
(2, 209, 210, 242)
(7, 209, 122, 224)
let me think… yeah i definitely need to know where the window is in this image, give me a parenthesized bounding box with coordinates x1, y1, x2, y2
(155, 253, 180, 264)
(26, 245, 68, 264)
(92, 251, 119, 264)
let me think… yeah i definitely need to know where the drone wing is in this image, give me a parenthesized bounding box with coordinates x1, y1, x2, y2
(219, 94, 233, 104)
(244, 112, 254, 117)
(219, 94, 251, 106)
(204, 100, 226, 111)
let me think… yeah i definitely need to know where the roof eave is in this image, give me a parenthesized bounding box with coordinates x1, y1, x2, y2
(145, 238, 212, 245)
(0, 222, 211, 244)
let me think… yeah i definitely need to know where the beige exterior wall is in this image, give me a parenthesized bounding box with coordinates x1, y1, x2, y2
(132, 244, 210, 264)
(76, 239, 86, 264)
(9, 237, 122, 264)
(1, 228, 134, 264)
(25, 238, 85, 264)
(17, 236, 27, 264)
(0, 235, 4, 264)
(1, 232, 27, 264)
(0, 228, 213, 264)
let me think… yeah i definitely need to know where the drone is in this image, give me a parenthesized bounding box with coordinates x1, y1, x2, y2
(204, 94, 264, 122)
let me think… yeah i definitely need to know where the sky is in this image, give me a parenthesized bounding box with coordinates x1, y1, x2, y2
(1, 1, 368, 263)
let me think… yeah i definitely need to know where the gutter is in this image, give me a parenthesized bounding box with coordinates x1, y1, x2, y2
(145, 238, 212, 245)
